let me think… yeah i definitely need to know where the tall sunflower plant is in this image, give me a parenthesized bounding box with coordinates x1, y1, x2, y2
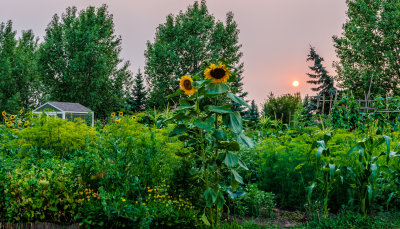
(167, 61, 254, 226)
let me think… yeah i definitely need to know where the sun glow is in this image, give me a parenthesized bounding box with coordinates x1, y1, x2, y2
(292, 81, 299, 87)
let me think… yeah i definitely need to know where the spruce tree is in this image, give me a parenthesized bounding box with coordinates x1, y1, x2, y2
(128, 69, 147, 112)
(244, 100, 259, 122)
(306, 46, 336, 99)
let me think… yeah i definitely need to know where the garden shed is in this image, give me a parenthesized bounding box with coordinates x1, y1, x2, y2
(33, 101, 94, 126)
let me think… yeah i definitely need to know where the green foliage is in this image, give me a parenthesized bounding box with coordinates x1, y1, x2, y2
(330, 94, 361, 129)
(16, 116, 97, 157)
(127, 69, 147, 112)
(333, 0, 400, 97)
(145, 1, 245, 109)
(262, 93, 301, 125)
(38, 5, 131, 118)
(0, 21, 40, 113)
(306, 46, 337, 102)
(227, 184, 275, 218)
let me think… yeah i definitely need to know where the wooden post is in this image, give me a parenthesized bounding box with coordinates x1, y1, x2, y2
(329, 94, 333, 115)
(322, 95, 325, 114)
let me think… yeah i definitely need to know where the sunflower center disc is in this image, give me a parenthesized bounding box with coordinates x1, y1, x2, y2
(183, 80, 192, 90)
(210, 68, 226, 79)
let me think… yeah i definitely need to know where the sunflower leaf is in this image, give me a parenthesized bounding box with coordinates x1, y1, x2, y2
(169, 124, 187, 137)
(206, 83, 229, 95)
(167, 89, 184, 98)
(228, 92, 250, 108)
(207, 106, 232, 114)
(228, 111, 243, 134)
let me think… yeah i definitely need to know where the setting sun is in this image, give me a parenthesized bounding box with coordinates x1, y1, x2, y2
(292, 80, 299, 87)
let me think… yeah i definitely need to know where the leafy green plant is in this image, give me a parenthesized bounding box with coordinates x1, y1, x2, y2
(166, 62, 253, 226)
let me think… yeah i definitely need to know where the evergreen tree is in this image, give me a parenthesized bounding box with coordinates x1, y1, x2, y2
(244, 100, 259, 122)
(306, 46, 336, 99)
(128, 69, 147, 112)
(145, 0, 246, 109)
(38, 5, 131, 118)
(0, 20, 40, 113)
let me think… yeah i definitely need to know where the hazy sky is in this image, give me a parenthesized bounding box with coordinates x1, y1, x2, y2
(0, 0, 348, 106)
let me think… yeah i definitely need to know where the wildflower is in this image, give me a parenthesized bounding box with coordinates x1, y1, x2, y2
(179, 75, 196, 95)
(111, 112, 116, 117)
(204, 63, 231, 84)
(10, 115, 15, 120)
(2, 111, 5, 116)
(19, 109, 23, 114)
(132, 116, 136, 120)
(66, 194, 69, 198)
(122, 198, 126, 202)
(119, 112, 123, 116)
(115, 119, 120, 124)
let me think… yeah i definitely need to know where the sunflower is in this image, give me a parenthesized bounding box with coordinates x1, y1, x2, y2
(115, 119, 120, 124)
(204, 63, 231, 84)
(19, 109, 23, 114)
(119, 112, 123, 117)
(24, 121, 29, 126)
(179, 75, 196, 95)
(10, 115, 15, 120)
(132, 116, 136, 120)
(111, 112, 116, 117)
(2, 111, 5, 116)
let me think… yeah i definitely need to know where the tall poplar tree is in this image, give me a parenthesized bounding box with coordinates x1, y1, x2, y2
(0, 20, 40, 113)
(334, 0, 400, 97)
(145, 0, 246, 109)
(38, 5, 131, 117)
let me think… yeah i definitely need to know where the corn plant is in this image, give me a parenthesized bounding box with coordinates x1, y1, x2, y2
(166, 62, 254, 226)
(346, 121, 395, 217)
(308, 133, 342, 218)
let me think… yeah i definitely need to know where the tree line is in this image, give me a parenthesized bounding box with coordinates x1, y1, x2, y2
(0, 1, 250, 118)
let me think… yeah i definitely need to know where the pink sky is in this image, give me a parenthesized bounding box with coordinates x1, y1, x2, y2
(0, 0, 347, 106)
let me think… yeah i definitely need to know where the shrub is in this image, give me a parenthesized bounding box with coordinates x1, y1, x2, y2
(262, 92, 301, 125)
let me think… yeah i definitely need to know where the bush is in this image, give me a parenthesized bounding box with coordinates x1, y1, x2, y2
(262, 92, 301, 124)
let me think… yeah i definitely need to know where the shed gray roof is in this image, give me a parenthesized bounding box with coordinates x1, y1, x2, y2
(36, 102, 93, 112)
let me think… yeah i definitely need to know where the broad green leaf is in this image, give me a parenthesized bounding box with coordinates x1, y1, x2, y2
(201, 213, 211, 226)
(177, 104, 193, 111)
(228, 111, 243, 134)
(231, 169, 243, 184)
(204, 189, 217, 207)
(213, 129, 227, 140)
(167, 89, 184, 98)
(207, 105, 232, 114)
(227, 92, 250, 108)
(237, 132, 255, 148)
(206, 83, 229, 95)
(238, 159, 249, 170)
(224, 152, 239, 167)
(215, 192, 225, 208)
(218, 141, 240, 151)
(168, 124, 187, 137)
(194, 120, 213, 132)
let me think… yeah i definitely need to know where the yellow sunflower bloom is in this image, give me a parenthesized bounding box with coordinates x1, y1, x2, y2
(132, 116, 136, 120)
(24, 121, 29, 126)
(204, 63, 231, 84)
(10, 115, 15, 120)
(115, 119, 120, 124)
(2, 111, 6, 116)
(111, 112, 116, 117)
(119, 112, 123, 116)
(179, 75, 196, 95)
(19, 109, 23, 114)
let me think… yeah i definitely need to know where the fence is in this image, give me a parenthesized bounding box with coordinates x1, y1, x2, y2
(309, 95, 400, 114)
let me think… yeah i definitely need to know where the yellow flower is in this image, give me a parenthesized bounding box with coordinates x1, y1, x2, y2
(115, 119, 120, 124)
(10, 115, 15, 120)
(179, 75, 196, 95)
(19, 109, 23, 114)
(111, 112, 116, 117)
(24, 121, 29, 126)
(2, 111, 5, 116)
(119, 112, 123, 116)
(122, 198, 126, 202)
(204, 63, 231, 84)
(132, 116, 136, 120)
